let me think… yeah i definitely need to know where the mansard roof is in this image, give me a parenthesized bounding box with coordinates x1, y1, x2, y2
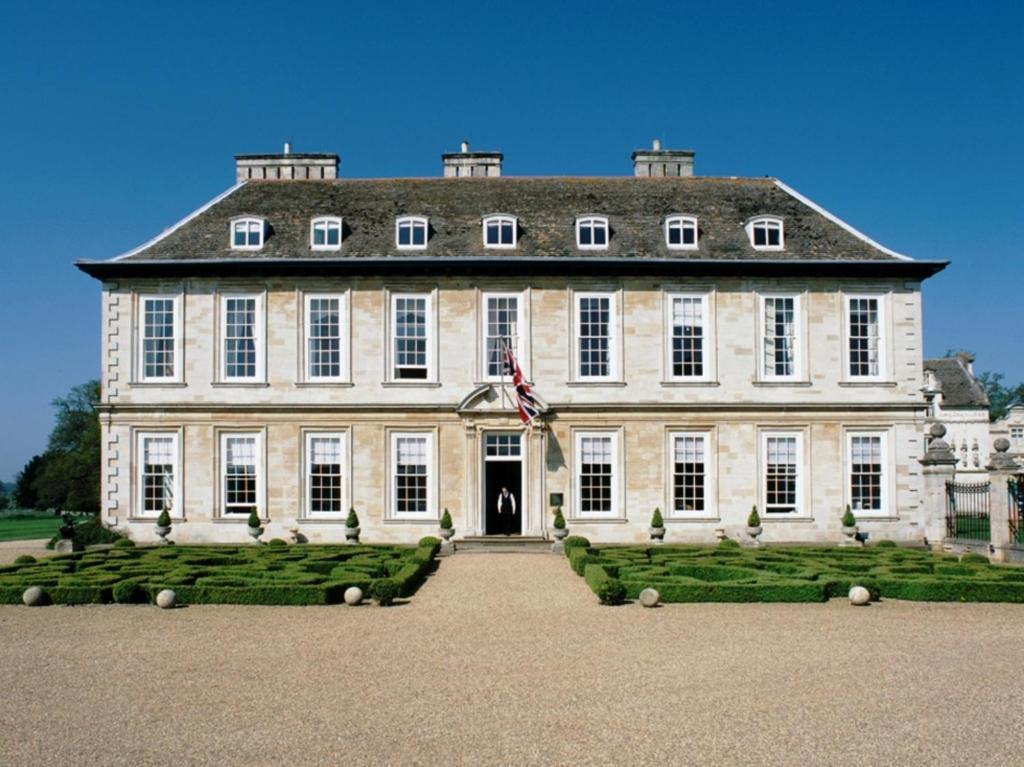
(924, 356, 990, 409)
(77, 176, 948, 279)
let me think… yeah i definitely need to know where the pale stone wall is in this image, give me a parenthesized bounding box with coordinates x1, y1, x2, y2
(100, 275, 930, 545)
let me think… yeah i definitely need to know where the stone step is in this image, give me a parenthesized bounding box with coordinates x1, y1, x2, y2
(455, 535, 554, 553)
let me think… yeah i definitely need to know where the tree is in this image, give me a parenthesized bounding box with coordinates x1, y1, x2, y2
(14, 455, 45, 510)
(32, 381, 101, 513)
(977, 371, 1024, 422)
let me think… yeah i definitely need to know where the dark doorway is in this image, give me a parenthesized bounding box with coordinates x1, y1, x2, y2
(484, 460, 522, 535)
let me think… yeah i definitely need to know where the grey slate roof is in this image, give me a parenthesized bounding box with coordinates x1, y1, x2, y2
(924, 357, 990, 408)
(113, 177, 910, 263)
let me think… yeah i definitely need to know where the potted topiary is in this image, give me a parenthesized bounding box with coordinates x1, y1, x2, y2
(746, 505, 763, 546)
(839, 504, 860, 547)
(155, 507, 172, 545)
(247, 510, 264, 543)
(650, 507, 666, 543)
(552, 507, 568, 540)
(344, 507, 360, 545)
(438, 508, 454, 541)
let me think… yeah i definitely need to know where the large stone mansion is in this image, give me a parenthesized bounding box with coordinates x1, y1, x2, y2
(77, 142, 947, 544)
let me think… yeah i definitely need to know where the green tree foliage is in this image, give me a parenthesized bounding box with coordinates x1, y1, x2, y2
(14, 455, 45, 510)
(977, 371, 1024, 422)
(25, 381, 101, 513)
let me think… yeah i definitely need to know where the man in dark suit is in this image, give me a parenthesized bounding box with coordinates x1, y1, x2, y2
(496, 485, 516, 536)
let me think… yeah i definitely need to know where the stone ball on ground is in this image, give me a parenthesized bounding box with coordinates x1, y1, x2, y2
(22, 586, 46, 607)
(344, 586, 363, 606)
(156, 589, 177, 609)
(639, 588, 660, 608)
(849, 586, 871, 606)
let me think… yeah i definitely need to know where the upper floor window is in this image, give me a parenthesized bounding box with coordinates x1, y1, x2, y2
(231, 217, 265, 250)
(575, 292, 618, 380)
(760, 294, 800, 380)
(221, 294, 264, 382)
(847, 296, 885, 379)
(305, 294, 347, 381)
(483, 292, 524, 380)
(665, 216, 698, 250)
(668, 294, 708, 379)
(396, 216, 428, 249)
(483, 215, 517, 248)
(576, 216, 609, 249)
(390, 293, 434, 381)
(139, 295, 180, 382)
(310, 217, 342, 250)
(747, 217, 784, 250)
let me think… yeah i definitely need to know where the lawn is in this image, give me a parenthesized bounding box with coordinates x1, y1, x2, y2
(567, 540, 1024, 604)
(0, 538, 440, 606)
(0, 510, 85, 543)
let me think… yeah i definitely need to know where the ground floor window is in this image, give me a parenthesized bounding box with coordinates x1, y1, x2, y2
(137, 432, 178, 518)
(848, 432, 887, 515)
(575, 432, 618, 518)
(221, 433, 261, 517)
(306, 432, 347, 517)
(669, 432, 709, 515)
(391, 432, 434, 519)
(763, 433, 802, 515)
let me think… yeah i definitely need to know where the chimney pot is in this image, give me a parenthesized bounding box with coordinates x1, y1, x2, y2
(653, 138, 662, 151)
(461, 140, 470, 153)
(284, 141, 291, 155)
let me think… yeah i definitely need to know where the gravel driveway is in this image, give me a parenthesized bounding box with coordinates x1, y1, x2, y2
(1, 552, 1022, 766)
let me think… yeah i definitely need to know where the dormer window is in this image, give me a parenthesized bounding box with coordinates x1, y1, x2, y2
(396, 216, 428, 250)
(231, 217, 265, 250)
(483, 215, 517, 248)
(576, 216, 609, 249)
(310, 217, 342, 250)
(747, 217, 784, 250)
(665, 216, 698, 250)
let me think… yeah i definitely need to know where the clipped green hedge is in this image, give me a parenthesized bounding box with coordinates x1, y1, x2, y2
(0, 542, 439, 606)
(569, 544, 1024, 604)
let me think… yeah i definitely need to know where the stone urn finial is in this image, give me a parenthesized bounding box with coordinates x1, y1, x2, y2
(988, 437, 1019, 471)
(929, 422, 947, 440)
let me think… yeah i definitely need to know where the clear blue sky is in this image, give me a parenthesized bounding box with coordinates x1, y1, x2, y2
(0, 1, 1021, 481)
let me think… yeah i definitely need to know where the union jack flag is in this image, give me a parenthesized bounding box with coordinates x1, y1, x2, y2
(503, 343, 540, 427)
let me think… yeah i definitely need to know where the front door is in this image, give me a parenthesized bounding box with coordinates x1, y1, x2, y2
(483, 432, 523, 535)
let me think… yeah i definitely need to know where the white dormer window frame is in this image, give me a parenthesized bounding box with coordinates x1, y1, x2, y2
(746, 216, 784, 251)
(231, 217, 266, 250)
(576, 215, 610, 250)
(482, 214, 518, 249)
(396, 216, 429, 250)
(665, 215, 699, 250)
(310, 216, 343, 251)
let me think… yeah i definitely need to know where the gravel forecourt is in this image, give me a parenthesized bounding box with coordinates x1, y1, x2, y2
(1, 551, 1023, 766)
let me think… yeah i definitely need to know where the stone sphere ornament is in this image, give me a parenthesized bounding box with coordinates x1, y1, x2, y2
(22, 586, 46, 607)
(156, 589, 178, 609)
(639, 588, 661, 608)
(344, 586, 363, 606)
(848, 585, 871, 606)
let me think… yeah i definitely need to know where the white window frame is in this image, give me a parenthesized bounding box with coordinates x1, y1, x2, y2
(845, 431, 890, 518)
(760, 431, 805, 517)
(758, 293, 803, 381)
(844, 294, 887, 381)
(387, 291, 436, 383)
(573, 430, 622, 519)
(218, 431, 265, 519)
(746, 217, 784, 251)
(310, 216, 343, 251)
(137, 294, 183, 383)
(665, 292, 712, 382)
(482, 214, 518, 249)
(573, 290, 620, 382)
(481, 291, 526, 382)
(303, 292, 349, 382)
(388, 430, 438, 520)
(664, 215, 699, 250)
(395, 216, 429, 250)
(230, 217, 265, 250)
(219, 293, 265, 382)
(135, 431, 182, 519)
(303, 430, 351, 519)
(1011, 426, 1024, 452)
(575, 215, 610, 250)
(666, 430, 715, 518)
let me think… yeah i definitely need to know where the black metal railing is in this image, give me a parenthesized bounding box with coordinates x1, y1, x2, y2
(1010, 475, 1024, 546)
(945, 480, 991, 542)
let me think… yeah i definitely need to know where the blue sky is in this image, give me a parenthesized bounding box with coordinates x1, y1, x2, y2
(0, 1, 1021, 481)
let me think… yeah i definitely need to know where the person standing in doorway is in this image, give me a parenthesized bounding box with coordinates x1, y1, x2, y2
(497, 485, 516, 536)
